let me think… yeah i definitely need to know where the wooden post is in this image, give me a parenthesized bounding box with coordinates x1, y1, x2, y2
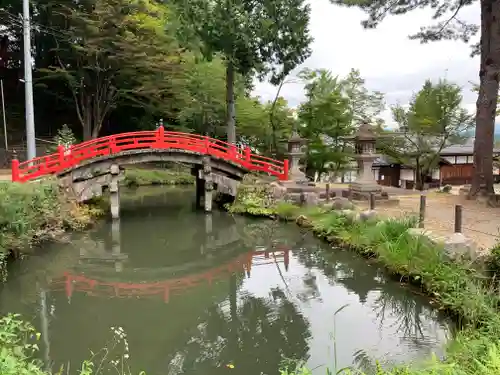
(418, 194, 426, 228)
(454, 204, 462, 233)
(282, 159, 289, 181)
(369, 192, 375, 210)
(11, 151, 19, 182)
(325, 183, 330, 202)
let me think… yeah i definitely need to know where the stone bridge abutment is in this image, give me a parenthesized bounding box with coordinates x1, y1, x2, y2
(58, 150, 244, 218)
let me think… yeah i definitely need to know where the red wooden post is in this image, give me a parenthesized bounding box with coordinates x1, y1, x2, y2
(156, 125, 165, 148)
(204, 136, 210, 153)
(244, 146, 251, 164)
(281, 159, 289, 180)
(57, 145, 65, 169)
(11, 158, 19, 182)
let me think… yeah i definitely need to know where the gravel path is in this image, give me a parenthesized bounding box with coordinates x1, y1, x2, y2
(368, 193, 500, 252)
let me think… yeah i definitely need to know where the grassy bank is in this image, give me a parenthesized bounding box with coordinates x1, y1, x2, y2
(227, 184, 500, 375)
(122, 167, 194, 187)
(0, 180, 104, 280)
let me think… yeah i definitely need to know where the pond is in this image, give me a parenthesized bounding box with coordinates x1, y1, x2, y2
(0, 186, 452, 375)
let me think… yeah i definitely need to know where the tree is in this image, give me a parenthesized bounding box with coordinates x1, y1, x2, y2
(340, 68, 385, 127)
(298, 69, 353, 181)
(471, 83, 500, 116)
(179, 55, 248, 137)
(41, 0, 187, 140)
(381, 79, 474, 190)
(238, 96, 296, 156)
(177, 0, 313, 144)
(331, 0, 500, 198)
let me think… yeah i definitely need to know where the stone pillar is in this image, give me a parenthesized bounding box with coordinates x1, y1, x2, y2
(111, 219, 123, 272)
(202, 156, 213, 212)
(110, 164, 120, 219)
(287, 131, 307, 183)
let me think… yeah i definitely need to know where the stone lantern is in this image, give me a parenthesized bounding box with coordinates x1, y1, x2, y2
(287, 130, 307, 182)
(345, 121, 383, 200)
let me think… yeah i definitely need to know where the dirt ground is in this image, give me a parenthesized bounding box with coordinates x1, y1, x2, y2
(359, 190, 500, 252)
(0, 169, 10, 180)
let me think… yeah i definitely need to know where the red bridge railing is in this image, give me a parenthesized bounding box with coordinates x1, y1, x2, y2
(11, 128, 289, 182)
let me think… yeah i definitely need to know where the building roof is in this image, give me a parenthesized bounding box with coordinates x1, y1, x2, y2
(440, 137, 500, 155)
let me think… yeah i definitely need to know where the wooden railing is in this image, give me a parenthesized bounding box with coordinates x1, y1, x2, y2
(11, 128, 289, 182)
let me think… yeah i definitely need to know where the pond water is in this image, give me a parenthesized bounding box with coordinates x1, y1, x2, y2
(0, 186, 452, 375)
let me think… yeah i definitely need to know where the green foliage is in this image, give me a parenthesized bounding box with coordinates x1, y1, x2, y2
(227, 184, 278, 216)
(177, 0, 312, 142)
(298, 69, 354, 179)
(441, 185, 453, 193)
(122, 167, 195, 187)
(0, 314, 46, 375)
(40, 0, 186, 139)
(0, 180, 103, 279)
(381, 79, 474, 190)
(341, 68, 385, 126)
(47, 124, 78, 154)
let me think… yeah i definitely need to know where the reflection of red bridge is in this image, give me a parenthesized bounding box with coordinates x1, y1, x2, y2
(51, 249, 290, 303)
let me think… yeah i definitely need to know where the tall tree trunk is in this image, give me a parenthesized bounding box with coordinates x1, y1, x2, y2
(225, 61, 236, 144)
(469, 0, 500, 198)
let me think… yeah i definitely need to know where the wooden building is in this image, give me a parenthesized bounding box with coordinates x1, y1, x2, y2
(372, 138, 500, 188)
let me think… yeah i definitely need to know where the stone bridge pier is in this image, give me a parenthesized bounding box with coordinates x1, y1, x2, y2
(60, 154, 241, 219)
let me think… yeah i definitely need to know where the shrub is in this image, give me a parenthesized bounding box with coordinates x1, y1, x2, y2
(0, 180, 104, 279)
(441, 185, 453, 193)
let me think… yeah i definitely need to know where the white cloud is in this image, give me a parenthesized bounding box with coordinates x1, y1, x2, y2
(252, 0, 482, 128)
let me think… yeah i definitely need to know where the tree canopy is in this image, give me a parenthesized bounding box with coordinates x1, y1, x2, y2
(331, 0, 500, 198)
(381, 79, 474, 190)
(176, 0, 313, 144)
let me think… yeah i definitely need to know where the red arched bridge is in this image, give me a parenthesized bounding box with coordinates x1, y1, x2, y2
(11, 128, 289, 183)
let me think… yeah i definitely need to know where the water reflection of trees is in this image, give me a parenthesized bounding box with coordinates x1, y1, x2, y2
(292, 238, 450, 368)
(164, 286, 311, 375)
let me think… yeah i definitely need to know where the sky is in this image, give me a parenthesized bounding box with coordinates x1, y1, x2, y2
(252, 0, 482, 129)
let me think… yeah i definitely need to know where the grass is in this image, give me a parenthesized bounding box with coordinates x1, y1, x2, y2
(227, 183, 500, 375)
(0, 180, 105, 281)
(121, 167, 194, 187)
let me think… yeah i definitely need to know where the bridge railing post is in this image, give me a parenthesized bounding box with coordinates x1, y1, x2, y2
(156, 126, 165, 148)
(57, 145, 66, 169)
(204, 136, 210, 154)
(11, 156, 19, 182)
(244, 147, 251, 166)
(282, 159, 289, 181)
